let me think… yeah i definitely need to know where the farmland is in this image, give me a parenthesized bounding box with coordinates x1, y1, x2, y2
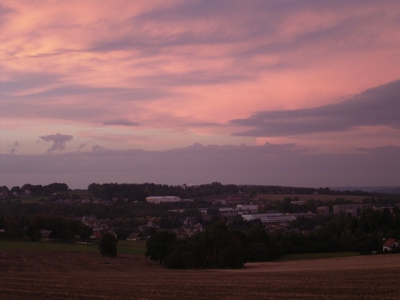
(1, 248, 399, 299)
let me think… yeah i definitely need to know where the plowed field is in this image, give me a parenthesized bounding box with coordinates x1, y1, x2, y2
(1, 250, 399, 299)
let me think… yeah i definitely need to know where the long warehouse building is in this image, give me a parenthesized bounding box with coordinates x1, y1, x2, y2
(146, 196, 181, 204)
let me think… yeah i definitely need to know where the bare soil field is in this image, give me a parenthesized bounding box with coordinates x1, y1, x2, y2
(1, 250, 399, 299)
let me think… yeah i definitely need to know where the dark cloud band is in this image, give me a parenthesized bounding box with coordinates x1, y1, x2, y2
(231, 79, 400, 137)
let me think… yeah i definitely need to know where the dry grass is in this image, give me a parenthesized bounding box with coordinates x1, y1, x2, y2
(1, 249, 399, 299)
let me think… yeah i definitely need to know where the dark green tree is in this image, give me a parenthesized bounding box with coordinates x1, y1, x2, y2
(163, 243, 185, 269)
(4, 218, 22, 240)
(98, 232, 118, 257)
(0, 215, 4, 228)
(219, 235, 244, 268)
(246, 242, 269, 262)
(79, 229, 90, 240)
(145, 231, 176, 264)
(201, 222, 245, 268)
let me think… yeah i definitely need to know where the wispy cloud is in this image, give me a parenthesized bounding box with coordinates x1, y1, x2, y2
(103, 119, 140, 127)
(39, 133, 73, 153)
(78, 143, 87, 151)
(92, 144, 104, 152)
(9, 141, 19, 154)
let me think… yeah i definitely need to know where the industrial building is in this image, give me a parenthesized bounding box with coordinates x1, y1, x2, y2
(242, 213, 297, 224)
(146, 196, 181, 204)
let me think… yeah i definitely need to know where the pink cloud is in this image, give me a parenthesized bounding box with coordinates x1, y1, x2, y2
(1, 0, 400, 160)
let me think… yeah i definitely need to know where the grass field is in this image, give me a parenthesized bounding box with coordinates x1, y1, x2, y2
(258, 193, 368, 203)
(0, 240, 146, 255)
(281, 252, 360, 261)
(6, 196, 43, 203)
(70, 189, 92, 196)
(1, 240, 361, 260)
(117, 240, 147, 254)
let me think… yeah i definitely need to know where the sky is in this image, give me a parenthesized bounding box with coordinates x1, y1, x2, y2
(1, 0, 400, 189)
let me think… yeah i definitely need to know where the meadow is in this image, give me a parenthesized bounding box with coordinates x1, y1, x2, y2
(258, 193, 367, 203)
(0, 240, 146, 255)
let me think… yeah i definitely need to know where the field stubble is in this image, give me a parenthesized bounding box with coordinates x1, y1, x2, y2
(1, 249, 400, 299)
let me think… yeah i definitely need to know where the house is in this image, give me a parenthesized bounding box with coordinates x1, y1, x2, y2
(82, 215, 97, 227)
(127, 232, 143, 241)
(91, 228, 103, 240)
(107, 230, 118, 239)
(39, 230, 52, 242)
(383, 238, 400, 252)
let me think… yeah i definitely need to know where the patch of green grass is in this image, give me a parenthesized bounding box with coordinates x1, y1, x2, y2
(281, 252, 359, 261)
(0, 239, 147, 255)
(0, 240, 98, 252)
(258, 194, 366, 203)
(70, 189, 91, 197)
(8, 196, 43, 203)
(117, 240, 146, 255)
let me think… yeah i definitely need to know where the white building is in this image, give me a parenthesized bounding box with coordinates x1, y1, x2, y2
(242, 213, 296, 223)
(198, 207, 238, 216)
(218, 207, 239, 217)
(333, 204, 370, 217)
(236, 204, 259, 214)
(146, 196, 181, 204)
(291, 200, 305, 205)
(317, 206, 330, 216)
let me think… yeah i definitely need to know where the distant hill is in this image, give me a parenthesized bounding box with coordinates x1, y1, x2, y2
(370, 187, 400, 194)
(331, 186, 400, 194)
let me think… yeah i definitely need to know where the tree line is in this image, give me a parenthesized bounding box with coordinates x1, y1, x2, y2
(0, 214, 92, 241)
(1, 183, 69, 197)
(86, 182, 377, 202)
(145, 222, 279, 269)
(145, 206, 400, 269)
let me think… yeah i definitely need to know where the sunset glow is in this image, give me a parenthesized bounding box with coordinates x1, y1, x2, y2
(1, 0, 400, 188)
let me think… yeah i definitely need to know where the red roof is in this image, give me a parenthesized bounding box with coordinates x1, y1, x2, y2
(383, 238, 397, 247)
